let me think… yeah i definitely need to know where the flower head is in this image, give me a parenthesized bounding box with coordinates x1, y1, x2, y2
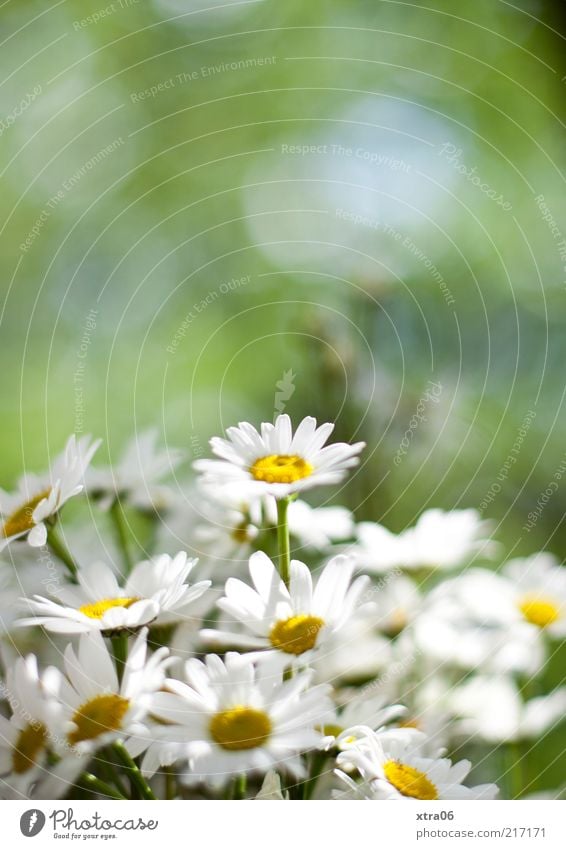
(51, 629, 170, 756)
(201, 551, 369, 664)
(17, 552, 210, 635)
(336, 728, 498, 800)
(147, 652, 332, 783)
(353, 509, 496, 574)
(87, 429, 185, 511)
(194, 414, 365, 498)
(0, 435, 100, 551)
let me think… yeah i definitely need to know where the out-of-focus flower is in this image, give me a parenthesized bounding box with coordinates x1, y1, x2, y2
(412, 568, 546, 675)
(503, 552, 566, 638)
(18, 553, 209, 634)
(146, 652, 332, 784)
(0, 435, 100, 551)
(369, 573, 422, 637)
(449, 676, 566, 744)
(0, 654, 69, 798)
(194, 414, 364, 499)
(335, 727, 498, 800)
(87, 429, 185, 511)
(319, 691, 406, 751)
(201, 551, 369, 664)
(352, 508, 496, 574)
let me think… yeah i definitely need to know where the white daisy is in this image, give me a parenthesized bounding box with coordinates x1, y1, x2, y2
(336, 728, 498, 800)
(47, 628, 170, 757)
(503, 552, 566, 637)
(146, 652, 332, 783)
(0, 654, 66, 797)
(319, 691, 406, 751)
(201, 551, 370, 663)
(286, 500, 355, 551)
(17, 552, 210, 635)
(449, 676, 566, 744)
(0, 435, 100, 551)
(87, 429, 185, 511)
(194, 414, 365, 498)
(369, 573, 422, 637)
(412, 568, 546, 675)
(353, 508, 496, 574)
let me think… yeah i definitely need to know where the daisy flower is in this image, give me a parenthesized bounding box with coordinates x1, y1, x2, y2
(369, 573, 422, 637)
(450, 676, 566, 744)
(146, 652, 332, 783)
(47, 628, 170, 757)
(0, 654, 66, 797)
(87, 429, 185, 511)
(336, 728, 498, 800)
(0, 435, 100, 551)
(353, 508, 496, 574)
(201, 551, 370, 663)
(503, 552, 566, 637)
(412, 568, 546, 675)
(17, 552, 210, 635)
(319, 691, 406, 751)
(194, 414, 365, 498)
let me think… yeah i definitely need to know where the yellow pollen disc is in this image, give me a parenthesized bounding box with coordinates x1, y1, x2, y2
(250, 454, 314, 485)
(269, 614, 325, 655)
(383, 760, 438, 800)
(68, 694, 130, 745)
(12, 723, 48, 774)
(79, 597, 140, 620)
(317, 724, 344, 738)
(209, 706, 272, 751)
(231, 522, 253, 544)
(518, 595, 560, 628)
(399, 718, 421, 730)
(2, 489, 51, 538)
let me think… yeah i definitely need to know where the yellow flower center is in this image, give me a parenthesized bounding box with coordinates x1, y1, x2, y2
(68, 694, 130, 745)
(399, 718, 421, 730)
(231, 521, 253, 544)
(269, 614, 325, 655)
(318, 724, 344, 738)
(2, 489, 51, 538)
(79, 597, 140, 620)
(250, 454, 314, 484)
(518, 594, 560, 629)
(383, 760, 438, 800)
(209, 706, 272, 751)
(12, 723, 48, 774)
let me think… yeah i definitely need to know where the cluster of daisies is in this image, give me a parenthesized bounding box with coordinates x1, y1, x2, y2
(0, 415, 565, 800)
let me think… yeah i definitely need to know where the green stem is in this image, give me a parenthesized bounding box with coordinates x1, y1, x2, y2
(232, 773, 247, 799)
(506, 741, 525, 800)
(110, 499, 134, 574)
(276, 497, 291, 588)
(112, 740, 156, 800)
(111, 633, 128, 685)
(47, 526, 78, 581)
(302, 751, 327, 799)
(98, 749, 129, 798)
(80, 772, 126, 800)
(164, 766, 176, 800)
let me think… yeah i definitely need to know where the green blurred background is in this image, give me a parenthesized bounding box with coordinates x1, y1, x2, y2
(1, 0, 566, 554)
(1, 0, 566, 797)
